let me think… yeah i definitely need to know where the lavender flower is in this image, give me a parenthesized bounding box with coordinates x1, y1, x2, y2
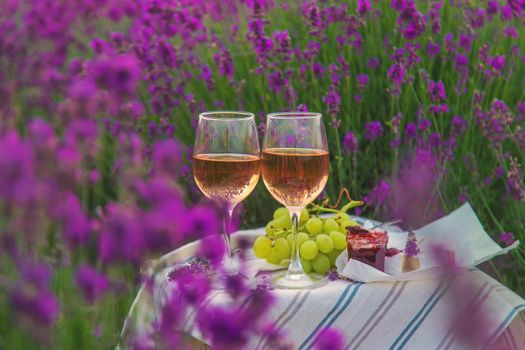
(364, 121, 383, 141)
(403, 232, 420, 256)
(427, 41, 441, 56)
(458, 33, 472, 52)
(405, 122, 417, 138)
(11, 263, 60, 328)
(89, 54, 141, 97)
(323, 89, 341, 116)
(506, 157, 525, 201)
(367, 57, 380, 69)
(500, 232, 516, 246)
(342, 131, 359, 154)
(428, 80, 447, 101)
(356, 73, 369, 89)
(214, 48, 234, 81)
(75, 265, 110, 303)
(387, 63, 405, 85)
(313, 327, 344, 350)
(364, 180, 390, 208)
(451, 115, 468, 134)
(357, 0, 371, 15)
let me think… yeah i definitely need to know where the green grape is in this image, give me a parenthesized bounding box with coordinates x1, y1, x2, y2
(274, 213, 292, 230)
(253, 236, 273, 258)
(334, 212, 350, 224)
(297, 232, 309, 248)
(265, 220, 278, 234)
(301, 258, 312, 273)
(274, 237, 290, 260)
(305, 218, 323, 235)
(327, 249, 343, 266)
(287, 232, 308, 250)
(323, 218, 339, 233)
(299, 208, 310, 225)
(300, 240, 319, 260)
(339, 219, 359, 233)
(273, 207, 289, 220)
(316, 234, 334, 254)
(266, 247, 281, 265)
(312, 253, 331, 274)
(329, 231, 347, 250)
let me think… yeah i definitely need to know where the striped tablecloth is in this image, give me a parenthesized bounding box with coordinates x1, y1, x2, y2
(123, 228, 525, 350)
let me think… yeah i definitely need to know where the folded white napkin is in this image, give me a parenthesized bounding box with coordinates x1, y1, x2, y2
(336, 202, 519, 282)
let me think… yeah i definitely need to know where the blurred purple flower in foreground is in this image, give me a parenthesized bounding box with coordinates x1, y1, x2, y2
(313, 327, 344, 350)
(75, 265, 110, 303)
(10, 262, 60, 341)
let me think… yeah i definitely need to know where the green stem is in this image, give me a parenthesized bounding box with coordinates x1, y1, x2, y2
(310, 204, 339, 214)
(478, 189, 505, 232)
(489, 260, 506, 283)
(333, 126, 344, 190)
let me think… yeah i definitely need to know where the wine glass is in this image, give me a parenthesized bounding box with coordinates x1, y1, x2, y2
(261, 112, 329, 289)
(193, 111, 261, 274)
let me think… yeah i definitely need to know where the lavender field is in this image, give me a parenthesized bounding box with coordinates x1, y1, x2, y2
(0, 0, 524, 348)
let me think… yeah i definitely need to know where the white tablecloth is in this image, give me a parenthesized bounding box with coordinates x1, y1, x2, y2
(121, 227, 525, 350)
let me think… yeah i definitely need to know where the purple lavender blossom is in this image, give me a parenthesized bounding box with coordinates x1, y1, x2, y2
(387, 63, 405, 85)
(60, 193, 91, 248)
(455, 53, 469, 67)
(297, 103, 309, 112)
(89, 54, 141, 97)
(323, 89, 341, 116)
(342, 131, 359, 154)
(500, 232, 516, 246)
(214, 48, 234, 81)
(313, 62, 325, 78)
(405, 122, 417, 138)
(313, 327, 344, 350)
(506, 158, 525, 201)
(357, 73, 369, 89)
(427, 42, 441, 56)
(357, 0, 371, 15)
(364, 121, 383, 141)
(451, 115, 468, 134)
(367, 57, 380, 69)
(11, 263, 60, 327)
(428, 80, 447, 101)
(75, 265, 110, 303)
(417, 118, 432, 133)
(364, 180, 390, 208)
(458, 33, 472, 52)
(404, 232, 420, 256)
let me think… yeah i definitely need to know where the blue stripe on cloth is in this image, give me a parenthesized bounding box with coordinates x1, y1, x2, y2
(484, 304, 525, 349)
(388, 280, 447, 350)
(396, 278, 456, 350)
(298, 283, 356, 350)
(306, 283, 364, 350)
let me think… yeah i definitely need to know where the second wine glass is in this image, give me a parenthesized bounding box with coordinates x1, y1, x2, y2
(261, 112, 329, 289)
(193, 111, 261, 274)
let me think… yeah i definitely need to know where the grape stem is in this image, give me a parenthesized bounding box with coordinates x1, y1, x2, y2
(311, 200, 364, 215)
(340, 200, 365, 213)
(311, 204, 339, 213)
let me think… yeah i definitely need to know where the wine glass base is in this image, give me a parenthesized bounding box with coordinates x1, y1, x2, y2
(273, 271, 327, 289)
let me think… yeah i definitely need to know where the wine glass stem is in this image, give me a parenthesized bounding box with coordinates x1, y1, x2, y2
(287, 208, 305, 276)
(223, 206, 236, 274)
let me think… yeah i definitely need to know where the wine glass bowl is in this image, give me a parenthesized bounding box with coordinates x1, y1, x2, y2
(261, 112, 329, 289)
(193, 111, 261, 274)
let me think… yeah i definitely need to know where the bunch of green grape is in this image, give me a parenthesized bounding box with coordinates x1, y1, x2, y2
(252, 200, 363, 275)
